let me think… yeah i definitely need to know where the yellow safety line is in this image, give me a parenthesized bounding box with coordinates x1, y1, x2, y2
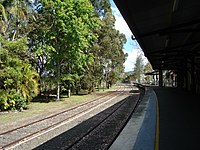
(155, 94, 159, 150)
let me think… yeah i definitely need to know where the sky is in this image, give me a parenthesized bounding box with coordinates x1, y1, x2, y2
(109, 0, 148, 72)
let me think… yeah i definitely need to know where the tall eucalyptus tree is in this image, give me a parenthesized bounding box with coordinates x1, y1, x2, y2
(40, 0, 100, 100)
(88, 0, 127, 89)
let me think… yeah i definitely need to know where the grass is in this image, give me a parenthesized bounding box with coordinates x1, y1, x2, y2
(0, 86, 117, 128)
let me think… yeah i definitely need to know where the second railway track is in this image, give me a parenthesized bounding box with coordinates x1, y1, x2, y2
(34, 84, 142, 150)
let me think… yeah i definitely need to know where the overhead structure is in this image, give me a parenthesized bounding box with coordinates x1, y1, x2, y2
(114, 0, 200, 93)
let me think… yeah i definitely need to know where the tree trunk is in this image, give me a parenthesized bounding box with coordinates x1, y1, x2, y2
(57, 61, 61, 101)
(57, 83, 60, 101)
(12, 30, 17, 41)
(75, 82, 79, 95)
(38, 78, 42, 96)
(67, 81, 71, 97)
(91, 81, 95, 92)
(68, 89, 71, 97)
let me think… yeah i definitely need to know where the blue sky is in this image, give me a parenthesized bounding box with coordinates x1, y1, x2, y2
(109, 0, 147, 72)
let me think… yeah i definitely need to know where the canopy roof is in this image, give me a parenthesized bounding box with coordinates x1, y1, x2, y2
(114, 0, 200, 71)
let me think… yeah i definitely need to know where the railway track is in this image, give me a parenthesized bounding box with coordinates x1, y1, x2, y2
(0, 85, 134, 150)
(65, 95, 139, 150)
(34, 84, 142, 150)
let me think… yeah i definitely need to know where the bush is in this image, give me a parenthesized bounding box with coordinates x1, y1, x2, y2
(0, 92, 9, 110)
(0, 90, 26, 111)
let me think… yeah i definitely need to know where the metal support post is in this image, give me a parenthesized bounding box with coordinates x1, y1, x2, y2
(159, 70, 163, 87)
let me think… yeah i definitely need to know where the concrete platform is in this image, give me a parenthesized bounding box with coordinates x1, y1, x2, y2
(109, 88, 157, 150)
(154, 87, 200, 150)
(110, 86, 200, 150)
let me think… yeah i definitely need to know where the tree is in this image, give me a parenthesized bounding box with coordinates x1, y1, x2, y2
(144, 62, 153, 84)
(89, 0, 111, 16)
(40, 0, 100, 100)
(27, 9, 55, 95)
(0, 1, 39, 111)
(0, 0, 128, 111)
(133, 53, 144, 83)
(88, 0, 127, 90)
(0, 0, 30, 40)
(0, 36, 39, 111)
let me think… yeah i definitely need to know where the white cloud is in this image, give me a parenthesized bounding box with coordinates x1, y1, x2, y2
(124, 48, 138, 72)
(112, 6, 132, 40)
(111, 5, 149, 72)
(124, 48, 149, 72)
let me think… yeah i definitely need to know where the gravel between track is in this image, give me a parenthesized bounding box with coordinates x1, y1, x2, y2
(5, 86, 136, 150)
(69, 94, 140, 150)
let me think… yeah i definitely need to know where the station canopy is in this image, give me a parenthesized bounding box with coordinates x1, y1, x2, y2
(114, 0, 200, 71)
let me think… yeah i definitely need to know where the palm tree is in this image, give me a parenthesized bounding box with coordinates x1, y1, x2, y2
(0, 4, 8, 36)
(0, 0, 29, 40)
(20, 64, 39, 102)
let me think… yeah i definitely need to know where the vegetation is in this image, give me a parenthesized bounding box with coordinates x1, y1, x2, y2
(133, 53, 143, 83)
(0, 0, 126, 111)
(122, 54, 154, 84)
(0, 85, 117, 128)
(144, 62, 153, 84)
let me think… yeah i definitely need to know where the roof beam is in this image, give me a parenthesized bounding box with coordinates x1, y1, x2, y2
(139, 19, 200, 37)
(148, 40, 200, 55)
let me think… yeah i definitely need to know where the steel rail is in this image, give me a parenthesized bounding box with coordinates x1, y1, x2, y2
(64, 86, 139, 149)
(0, 86, 126, 150)
(0, 87, 121, 136)
(106, 85, 145, 150)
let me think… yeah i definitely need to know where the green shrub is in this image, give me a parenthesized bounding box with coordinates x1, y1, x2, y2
(0, 90, 26, 111)
(0, 91, 9, 110)
(14, 94, 26, 111)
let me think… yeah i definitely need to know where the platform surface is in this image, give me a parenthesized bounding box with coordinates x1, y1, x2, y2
(154, 87, 200, 150)
(110, 87, 157, 150)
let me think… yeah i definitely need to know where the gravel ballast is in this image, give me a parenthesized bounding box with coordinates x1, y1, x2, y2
(3, 87, 138, 150)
